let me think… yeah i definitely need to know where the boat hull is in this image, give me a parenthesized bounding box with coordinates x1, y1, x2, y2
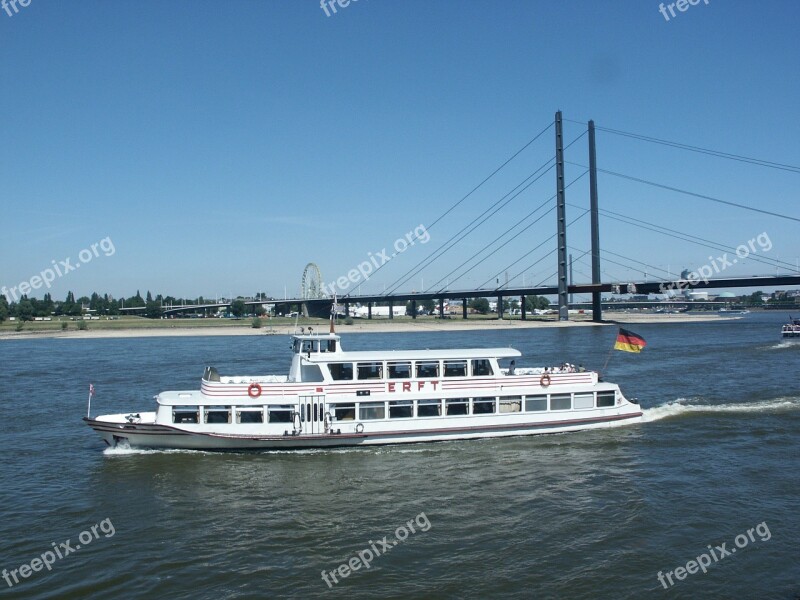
(84, 411, 643, 451)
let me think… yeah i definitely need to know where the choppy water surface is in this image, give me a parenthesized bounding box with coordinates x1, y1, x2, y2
(1, 313, 799, 599)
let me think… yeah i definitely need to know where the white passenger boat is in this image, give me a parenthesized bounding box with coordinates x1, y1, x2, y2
(85, 329, 643, 450)
(782, 317, 800, 338)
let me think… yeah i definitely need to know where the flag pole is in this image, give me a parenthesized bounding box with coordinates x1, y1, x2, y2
(601, 342, 615, 373)
(87, 385, 92, 418)
(601, 327, 622, 373)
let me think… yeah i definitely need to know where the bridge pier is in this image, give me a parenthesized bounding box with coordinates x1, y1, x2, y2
(498, 293, 504, 319)
(389, 300, 394, 319)
(589, 119, 602, 322)
(555, 110, 569, 321)
(411, 299, 417, 319)
(368, 303, 372, 319)
(439, 298, 445, 319)
(521, 295, 526, 320)
(462, 298, 468, 319)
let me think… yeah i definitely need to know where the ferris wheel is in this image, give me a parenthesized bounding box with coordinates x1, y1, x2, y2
(301, 263, 325, 299)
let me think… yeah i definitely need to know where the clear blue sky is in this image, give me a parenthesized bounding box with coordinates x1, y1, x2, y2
(1, 0, 798, 301)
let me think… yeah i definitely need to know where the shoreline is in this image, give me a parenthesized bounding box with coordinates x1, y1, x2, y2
(0, 313, 740, 340)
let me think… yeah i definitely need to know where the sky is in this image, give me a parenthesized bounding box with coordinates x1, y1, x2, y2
(1, 0, 799, 302)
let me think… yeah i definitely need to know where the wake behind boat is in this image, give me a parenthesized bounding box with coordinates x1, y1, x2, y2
(85, 329, 643, 450)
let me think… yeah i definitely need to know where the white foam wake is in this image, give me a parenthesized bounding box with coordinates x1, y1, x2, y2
(642, 397, 800, 422)
(102, 446, 212, 456)
(766, 339, 800, 350)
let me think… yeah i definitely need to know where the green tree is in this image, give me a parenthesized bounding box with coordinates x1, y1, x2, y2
(16, 298, 34, 321)
(0, 295, 8, 322)
(744, 291, 764, 306)
(145, 301, 163, 319)
(525, 295, 551, 312)
(469, 298, 490, 314)
(230, 299, 246, 318)
(58, 291, 75, 316)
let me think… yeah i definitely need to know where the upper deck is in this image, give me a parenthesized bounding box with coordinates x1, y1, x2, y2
(289, 332, 521, 362)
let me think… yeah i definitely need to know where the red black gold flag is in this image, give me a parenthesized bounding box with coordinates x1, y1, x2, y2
(614, 328, 647, 353)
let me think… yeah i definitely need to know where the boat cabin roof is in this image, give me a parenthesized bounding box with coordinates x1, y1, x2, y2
(306, 347, 521, 362)
(289, 332, 520, 362)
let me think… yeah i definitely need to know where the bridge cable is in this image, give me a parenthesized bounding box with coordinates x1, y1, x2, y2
(564, 119, 800, 174)
(384, 132, 588, 295)
(354, 122, 554, 293)
(566, 162, 800, 223)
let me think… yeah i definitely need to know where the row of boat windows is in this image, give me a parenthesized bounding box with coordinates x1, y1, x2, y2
(329, 359, 494, 381)
(172, 406, 294, 425)
(334, 391, 616, 420)
(170, 391, 617, 424)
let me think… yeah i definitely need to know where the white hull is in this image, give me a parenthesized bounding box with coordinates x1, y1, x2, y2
(85, 410, 642, 451)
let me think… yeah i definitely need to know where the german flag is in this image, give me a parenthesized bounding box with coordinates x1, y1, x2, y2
(614, 328, 647, 353)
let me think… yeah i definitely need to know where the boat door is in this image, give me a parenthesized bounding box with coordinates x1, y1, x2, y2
(298, 395, 327, 435)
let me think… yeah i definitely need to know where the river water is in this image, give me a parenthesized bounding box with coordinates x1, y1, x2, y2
(1, 312, 798, 599)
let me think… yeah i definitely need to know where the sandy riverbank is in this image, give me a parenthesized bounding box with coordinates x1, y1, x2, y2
(0, 313, 738, 340)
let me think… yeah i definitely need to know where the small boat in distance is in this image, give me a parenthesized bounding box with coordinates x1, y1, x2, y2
(718, 308, 750, 315)
(782, 316, 800, 338)
(85, 329, 643, 451)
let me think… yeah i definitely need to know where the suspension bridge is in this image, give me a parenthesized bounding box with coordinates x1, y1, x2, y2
(129, 111, 800, 319)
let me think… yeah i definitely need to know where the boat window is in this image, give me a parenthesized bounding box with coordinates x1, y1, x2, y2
(359, 402, 386, 420)
(202, 366, 220, 382)
(300, 363, 324, 382)
(444, 360, 467, 377)
(173, 407, 199, 424)
(525, 395, 547, 412)
(389, 400, 413, 419)
(333, 403, 356, 421)
(446, 398, 469, 415)
(573, 393, 594, 410)
(472, 397, 496, 414)
(550, 394, 571, 411)
(357, 362, 383, 380)
(329, 363, 353, 381)
(597, 391, 616, 407)
(205, 406, 231, 424)
(387, 361, 412, 379)
(499, 397, 522, 413)
(416, 399, 441, 417)
(416, 361, 439, 378)
(471, 359, 493, 376)
(237, 409, 264, 424)
(268, 405, 294, 423)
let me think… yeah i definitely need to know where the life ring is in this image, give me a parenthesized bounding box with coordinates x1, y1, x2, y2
(355, 423, 364, 434)
(247, 383, 262, 398)
(540, 374, 551, 387)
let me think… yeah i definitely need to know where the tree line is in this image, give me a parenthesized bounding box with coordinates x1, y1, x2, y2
(0, 291, 265, 323)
